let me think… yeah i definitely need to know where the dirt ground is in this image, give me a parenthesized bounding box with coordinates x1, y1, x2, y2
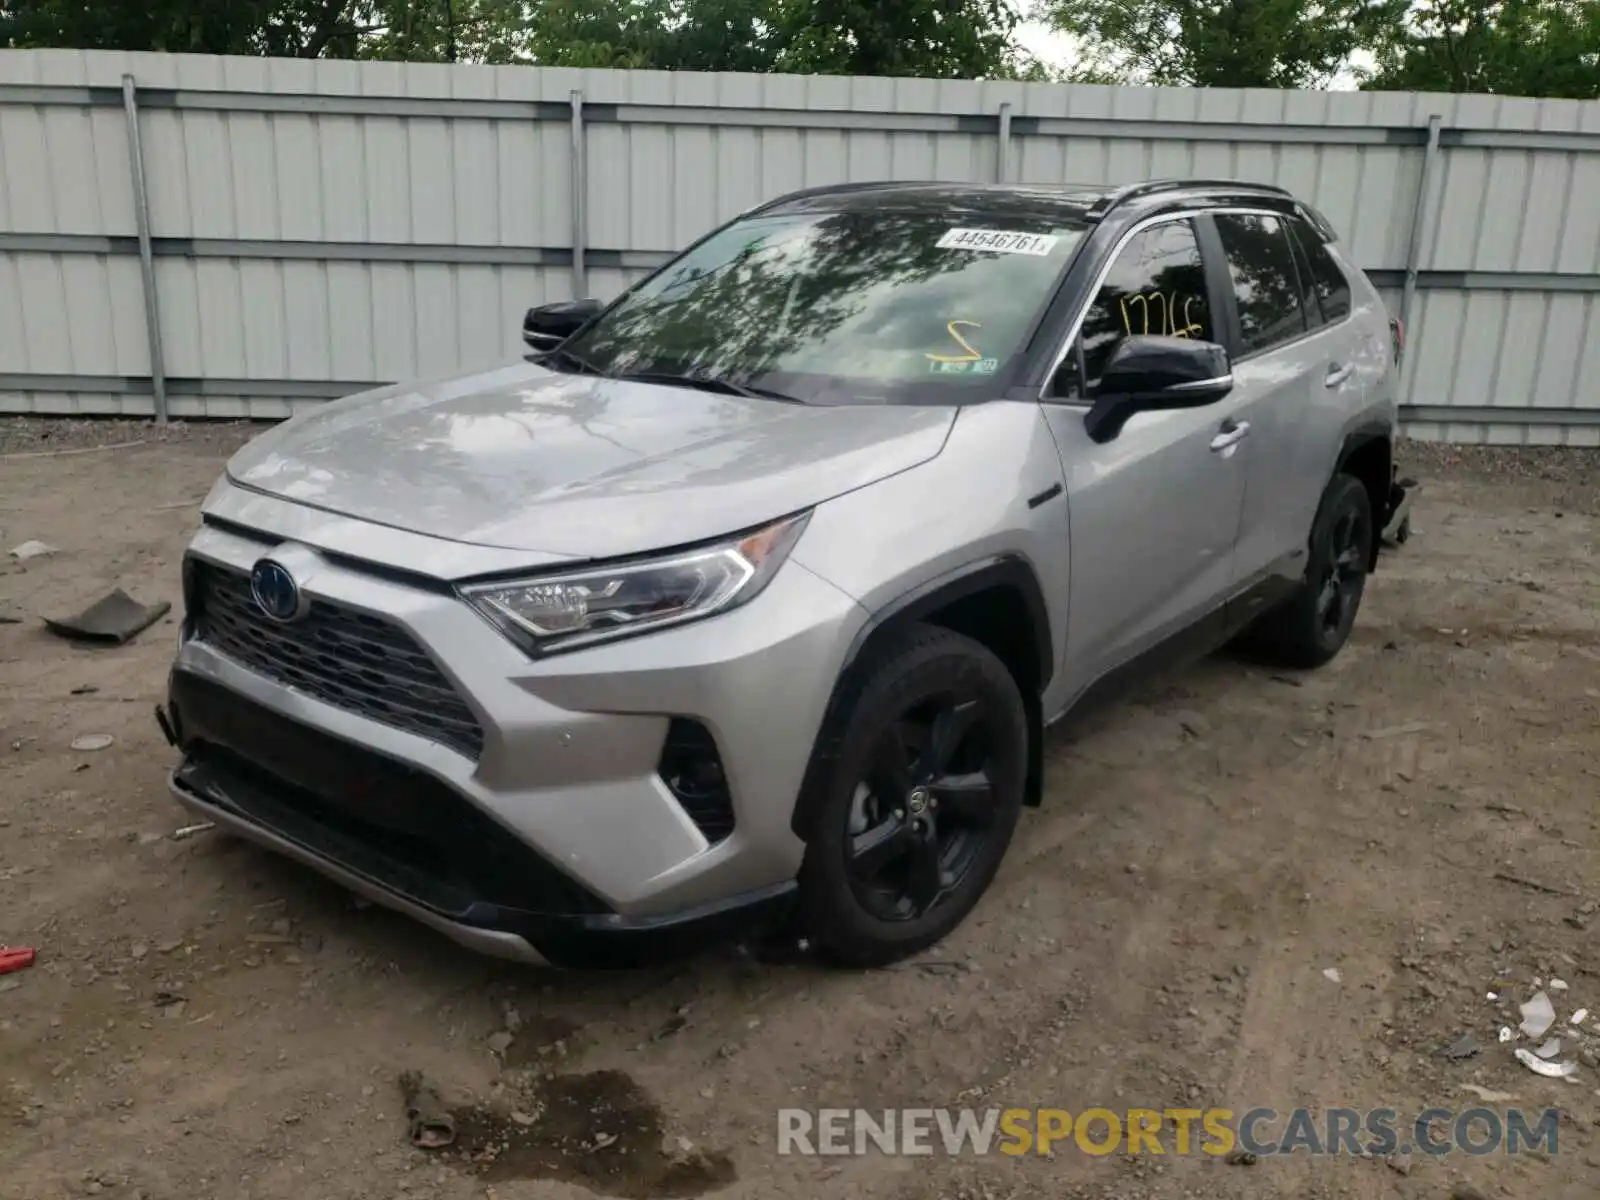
(1, 421, 1597, 1200)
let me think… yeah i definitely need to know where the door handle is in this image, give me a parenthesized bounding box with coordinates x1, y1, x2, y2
(1209, 419, 1250, 453)
(1325, 362, 1355, 387)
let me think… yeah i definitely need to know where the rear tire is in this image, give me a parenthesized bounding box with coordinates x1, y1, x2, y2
(796, 625, 1027, 968)
(1246, 473, 1374, 670)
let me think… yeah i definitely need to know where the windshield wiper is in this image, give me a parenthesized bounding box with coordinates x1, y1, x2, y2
(616, 370, 802, 404)
(541, 346, 609, 376)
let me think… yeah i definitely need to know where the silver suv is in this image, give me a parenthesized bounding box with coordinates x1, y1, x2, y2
(158, 179, 1406, 969)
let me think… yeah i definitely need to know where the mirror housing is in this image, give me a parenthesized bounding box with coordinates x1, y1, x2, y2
(1082, 336, 1234, 444)
(523, 298, 603, 351)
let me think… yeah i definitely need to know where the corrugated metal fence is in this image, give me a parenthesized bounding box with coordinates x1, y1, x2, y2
(2, 49, 1598, 444)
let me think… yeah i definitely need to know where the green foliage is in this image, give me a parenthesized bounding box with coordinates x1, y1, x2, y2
(1, 0, 1033, 78)
(516, 0, 784, 72)
(1361, 0, 1600, 99)
(1037, 0, 1412, 88)
(772, 0, 1024, 78)
(2, 0, 1594, 98)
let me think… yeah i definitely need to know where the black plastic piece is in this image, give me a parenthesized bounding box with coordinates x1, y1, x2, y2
(658, 718, 736, 844)
(153, 702, 179, 748)
(839, 556, 1054, 690)
(510, 883, 799, 970)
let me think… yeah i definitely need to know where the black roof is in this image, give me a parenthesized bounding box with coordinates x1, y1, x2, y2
(758, 178, 1303, 228)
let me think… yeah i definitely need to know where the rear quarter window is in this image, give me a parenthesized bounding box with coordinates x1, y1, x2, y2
(1289, 218, 1353, 324)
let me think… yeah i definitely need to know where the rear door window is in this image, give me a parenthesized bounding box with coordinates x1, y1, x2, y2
(1213, 213, 1308, 357)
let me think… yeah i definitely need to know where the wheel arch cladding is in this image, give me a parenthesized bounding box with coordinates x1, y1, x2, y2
(1336, 429, 1392, 572)
(790, 557, 1052, 842)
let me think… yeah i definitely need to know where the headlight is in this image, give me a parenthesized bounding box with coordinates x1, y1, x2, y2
(460, 512, 810, 656)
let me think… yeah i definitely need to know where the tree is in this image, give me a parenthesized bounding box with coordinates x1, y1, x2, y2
(1362, 0, 1600, 99)
(773, 0, 1028, 78)
(3, 0, 1038, 78)
(1037, 0, 1411, 88)
(516, 0, 787, 71)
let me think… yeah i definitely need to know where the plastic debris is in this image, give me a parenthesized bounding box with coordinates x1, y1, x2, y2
(1570, 1009, 1589, 1026)
(9, 540, 57, 560)
(0, 947, 36, 974)
(44, 588, 171, 645)
(1362, 721, 1434, 740)
(172, 822, 215, 841)
(1486, 992, 1498, 1001)
(399, 1070, 456, 1149)
(1322, 967, 1343, 983)
(1513, 1048, 1577, 1078)
(1518, 991, 1556, 1038)
(70, 734, 114, 752)
(1534, 1037, 1563, 1060)
(1498, 1027, 1514, 1043)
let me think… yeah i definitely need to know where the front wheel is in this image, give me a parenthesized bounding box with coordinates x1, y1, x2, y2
(796, 625, 1027, 967)
(1248, 472, 1374, 669)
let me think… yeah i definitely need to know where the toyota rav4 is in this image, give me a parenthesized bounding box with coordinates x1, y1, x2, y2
(158, 178, 1407, 969)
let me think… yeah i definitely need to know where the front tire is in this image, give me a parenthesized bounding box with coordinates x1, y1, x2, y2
(1249, 472, 1374, 669)
(797, 625, 1027, 967)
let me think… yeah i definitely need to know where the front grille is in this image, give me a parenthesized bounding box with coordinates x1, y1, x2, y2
(189, 559, 484, 760)
(170, 671, 609, 919)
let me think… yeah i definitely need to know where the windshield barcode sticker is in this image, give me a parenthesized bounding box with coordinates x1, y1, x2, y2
(937, 228, 1058, 256)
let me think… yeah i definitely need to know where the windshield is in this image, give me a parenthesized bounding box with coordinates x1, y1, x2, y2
(561, 207, 1087, 405)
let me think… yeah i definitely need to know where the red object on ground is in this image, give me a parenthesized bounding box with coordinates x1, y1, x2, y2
(0, 947, 36, 973)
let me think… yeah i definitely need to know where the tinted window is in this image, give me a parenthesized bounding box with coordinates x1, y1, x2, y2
(1285, 222, 1324, 328)
(1289, 218, 1353, 324)
(1073, 220, 1213, 393)
(1214, 214, 1307, 356)
(563, 209, 1086, 405)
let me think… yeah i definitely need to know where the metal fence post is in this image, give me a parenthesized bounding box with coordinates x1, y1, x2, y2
(996, 101, 1013, 184)
(569, 89, 587, 300)
(121, 74, 168, 424)
(1399, 113, 1443, 403)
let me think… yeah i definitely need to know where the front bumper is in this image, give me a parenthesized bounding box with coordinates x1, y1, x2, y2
(164, 725, 797, 968)
(164, 494, 866, 963)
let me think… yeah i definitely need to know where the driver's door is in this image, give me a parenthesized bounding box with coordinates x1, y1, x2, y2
(1038, 216, 1249, 700)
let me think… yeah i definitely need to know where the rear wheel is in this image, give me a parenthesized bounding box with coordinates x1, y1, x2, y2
(1247, 473, 1374, 669)
(797, 625, 1027, 967)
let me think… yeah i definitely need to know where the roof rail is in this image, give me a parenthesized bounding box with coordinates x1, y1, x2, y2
(743, 180, 945, 217)
(1086, 178, 1294, 220)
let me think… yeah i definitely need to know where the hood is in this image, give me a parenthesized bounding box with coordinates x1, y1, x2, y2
(225, 361, 955, 561)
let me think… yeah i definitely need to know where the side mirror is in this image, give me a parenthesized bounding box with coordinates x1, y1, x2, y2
(523, 298, 603, 351)
(1083, 336, 1234, 444)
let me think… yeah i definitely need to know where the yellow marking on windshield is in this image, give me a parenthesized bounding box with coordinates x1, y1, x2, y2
(926, 320, 984, 363)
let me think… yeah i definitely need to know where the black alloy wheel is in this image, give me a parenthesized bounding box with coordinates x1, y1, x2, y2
(845, 693, 1002, 922)
(797, 625, 1027, 967)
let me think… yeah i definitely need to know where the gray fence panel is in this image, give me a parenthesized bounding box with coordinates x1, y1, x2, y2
(0, 49, 1597, 441)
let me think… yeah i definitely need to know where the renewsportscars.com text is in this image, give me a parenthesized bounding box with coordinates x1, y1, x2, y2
(777, 1106, 1560, 1158)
